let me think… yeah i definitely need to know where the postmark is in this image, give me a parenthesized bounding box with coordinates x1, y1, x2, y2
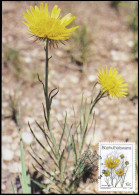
(98, 142, 135, 192)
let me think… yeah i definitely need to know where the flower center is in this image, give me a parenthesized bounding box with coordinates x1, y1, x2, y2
(105, 76, 117, 90)
(32, 17, 64, 37)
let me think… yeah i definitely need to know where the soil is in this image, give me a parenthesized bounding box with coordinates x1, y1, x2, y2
(2, 1, 138, 194)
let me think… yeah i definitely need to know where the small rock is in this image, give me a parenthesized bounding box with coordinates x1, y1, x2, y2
(21, 97, 30, 106)
(110, 50, 129, 61)
(25, 57, 32, 63)
(2, 148, 14, 161)
(2, 136, 13, 144)
(113, 38, 119, 44)
(100, 113, 106, 119)
(52, 99, 59, 106)
(88, 75, 97, 82)
(69, 166, 74, 171)
(44, 178, 51, 184)
(11, 143, 18, 151)
(24, 116, 34, 124)
(64, 108, 72, 117)
(93, 107, 99, 115)
(56, 113, 63, 121)
(93, 182, 99, 193)
(15, 149, 21, 157)
(119, 109, 126, 115)
(61, 101, 69, 107)
(111, 50, 119, 61)
(127, 40, 134, 47)
(10, 162, 21, 173)
(109, 115, 117, 125)
(46, 146, 51, 152)
(122, 131, 131, 138)
(55, 49, 64, 57)
(86, 129, 102, 146)
(12, 131, 18, 139)
(2, 121, 5, 128)
(59, 78, 68, 88)
(2, 37, 6, 44)
(85, 90, 92, 97)
(34, 132, 44, 140)
(69, 75, 79, 84)
(59, 94, 67, 100)
(22, 132, 33, 145)
(2, 102, 9, 108)
(131, 129, 136, 135)
(104, 130, 111, 137)
(2, 183, 6, 192)
(118, 122, 129, 131)
(8, 36, 13, 42)
(2, 163, 8, 170)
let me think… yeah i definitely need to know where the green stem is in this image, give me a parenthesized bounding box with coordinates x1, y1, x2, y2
(44, 39, 60, 159)
(45, 38, 50, 124)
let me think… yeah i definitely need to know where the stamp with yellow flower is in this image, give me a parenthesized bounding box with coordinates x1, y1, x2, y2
(98, 142, 135, 192)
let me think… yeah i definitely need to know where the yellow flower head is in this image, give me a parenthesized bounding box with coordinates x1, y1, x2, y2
(98, 66, 128, 98)
(105, 157, 120, 169)
(115, 168, 124, 176)
(120, 154, 124, 159)
(23, 2, 79, 43)
(125, 161, 129, 165)
(104, 170, 110, 176)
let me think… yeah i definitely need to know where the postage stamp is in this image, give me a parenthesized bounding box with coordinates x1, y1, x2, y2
(98, 142, 135, 192)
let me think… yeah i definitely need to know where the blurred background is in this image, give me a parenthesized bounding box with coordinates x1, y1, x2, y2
(2, 1, 138, 193)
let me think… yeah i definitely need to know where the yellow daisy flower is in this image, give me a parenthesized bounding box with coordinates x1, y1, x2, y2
(98, 66, 128, 98)
(115, 168, 124, 176)
(105, 157, 120, 169)
(120, 154, 124, 159)
(104, 170, 110, 176)
(23, 2, 79, 43)
(125, 161, 129, 165)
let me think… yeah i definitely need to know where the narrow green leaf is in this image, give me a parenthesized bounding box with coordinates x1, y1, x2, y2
(30, 152, 52, 178)
(42, 103, 59, 158)
(19, 129, 30, 193)
(64, 144, 72, 173)
(30, 144, 55, 173)
(91, 82, 98, 101)
(31, 178, 48, 189)
(71, 135, 77, 165)
(35, 120, 51, 143)
(37, 73, 46, 101)
(32, 163, 52, 181)
(65, 123, 73, 145)
(72, 105, 77, 129)
(28, 122, 58, 168)
(79, 94, 84, 133)
(58, 112, 67, 152)
(32, 164, 61, 192)
(42, 103, 49, 128)
(61, 123, 73, 174)
(35, 120, 57, 159)
(11, 181, 16, 194)
(26, 173, 31, 194)
(83, 98, 87, 126)
(59, 149, 65, 172)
